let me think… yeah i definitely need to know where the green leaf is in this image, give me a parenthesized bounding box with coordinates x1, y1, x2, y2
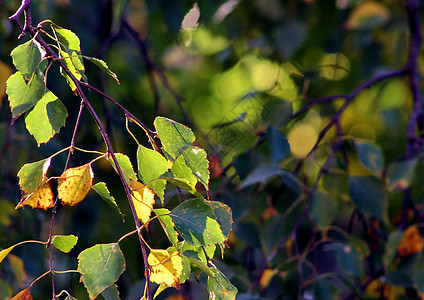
(137, 145, 168, 202)
(10, 39, 43, 79)
(170, 198, 225, 247)
(387, 159, 418, 190)
(314, 278, 336, 300)
(83, 56, 120, 84)
(52, 25, 82, 52)
(239, 164, 285, 189)
(349, 176, 388, 222)
(171, 154, 197, 188)
(154, 116, 195, 160)
(336, 242, 362, 277)
(52, 235, 78, 253)
(383, 230, 403, 270)
(209, 201, 233, 238)
(207, 268, 238, 300)
(78, 243, 125, 299)
(154, 208, 179, 248)
(101, 284, 120, 300)
(24, 91, 67, 145)
(17, 157, 51, 195)
(310, 191, 338, 227)
(354, 140, 384, 174)
(267, 126, 290, 163)
(160, 172, 202, 197)
(6, 71, 45, 119)
(92, 182, 124, 218)
(180, 146, 210, 189)
(182, 250, 215, 278)
(108, 153, 137, 183)
(181, 242, 215, 265)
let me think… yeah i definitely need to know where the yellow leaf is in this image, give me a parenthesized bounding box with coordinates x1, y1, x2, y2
(58, 164, 93, 206)
(148, 249, 183, 288)
(8, 254, 28, 287)
(398, 225, 424, 257)
(0, 245, 15, 263)
(15, 180, 54, 210)
(345, 1, 390, 30)
(10, 288, 33, 300)
(130, 180, 155, 224)
(259, 269, 278, 291)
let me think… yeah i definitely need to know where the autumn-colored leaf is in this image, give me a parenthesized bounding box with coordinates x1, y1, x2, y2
(17, 158, 51, 196)
(15, 180, 54, 210)
(345, 1, 390, 30)
(148, 249, 183, 288)
(10, 288, 33, 300)
(130, 180, 155, 224)
(398, 225, 424, 257)
(259, 269, 278, 291)
(8, 254, 27, 287)
(58, 163, 93, 206)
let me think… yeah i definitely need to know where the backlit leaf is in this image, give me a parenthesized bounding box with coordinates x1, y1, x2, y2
(154, 117, 195, 160)
(171, 154, 197, 189)
(180, 146, 210, 189)
(92, 182, 124, 218)
(52, 25, 82, 52)
(148, 249, 183, 288)
(398, 225, 424, 257)
(130, 180, 155, 224)
(354, 140, 383, 175)
(84, 56, 120, 84)
(349, 176, 388, 223)
(17, 157, 51, 196)
(137, 145, 168, 202)
(58, 163, 94, 206)
(6, 71, 45, 119)
(170, 198, 225, 247)
(10, 288, 33, 300)
(52, 234, 78, 253)
(0, 246, 15, 264)
(24, 90, 67, 145)
(15, 180, 54, 210)
(78, 243, 125, 299)
(108, 153, 137, 183)
(160, 172, 202, 197)
(208, 268, 238, 300)
(58, 48, 80, 92)
(10, 39, 42, 80)
(154, 208, 179, 248)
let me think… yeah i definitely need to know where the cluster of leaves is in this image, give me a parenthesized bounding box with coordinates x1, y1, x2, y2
(2, 0, 424, 299)
(0, 2, 236, 300)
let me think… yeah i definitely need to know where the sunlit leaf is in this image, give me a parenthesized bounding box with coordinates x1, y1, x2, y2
(10, 288, 33, 300)
(15, 180, 54, 210)
(354, 140, 384, 175)
(181, 3, 200, 30)
(6, 71, 45, 119)
(154, 117, 195, 160)
(160, 172, 202, 197)
(148, 249, 183, 288)
(182, 250, 215, 278)
(92, 182, 124, 218)
(52, 235, 78, 253)
(137, 145, 168, 202)
(0, 240, 45, 263)
(52, 25, 82, 52)
(58, 48, 80, 92)
(349, 176, 388, 223)
(207, 268, 238, 300)
(209, 201, 233, 239)
(171, 154, 197, 189)
(25, 91, 67, 145)
(78, 243, 125, 299)
(84, 56, 120, 84)
(154, 208, 179, 248)
(170, 198, 225, 247)
(398, 225, 424, 257)
(58, 163, 94, 206)
(17, 157, 51, 197)
(180, 146, 210, 189)
(108, 153, 137, 183)
(345, 1, 390, 30)
(181, 241, 215, 265)
(129, 180, 155, 224)
(387, 159, 418, 190)
(10, 39, 42, 80)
